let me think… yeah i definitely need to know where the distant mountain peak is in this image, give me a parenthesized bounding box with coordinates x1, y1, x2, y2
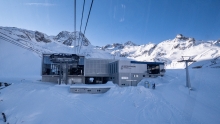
(54, 31, 90, 46)
(124, 41, 137, 46)
(35, 31, 51, 43)
(175, 34, 195, 42)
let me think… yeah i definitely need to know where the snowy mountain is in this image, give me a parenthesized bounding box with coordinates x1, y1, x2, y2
(0, 26, 220, 75)
(53, 31, 90, 46)
(0, 26, 111, 58)
(103, 34, 220, 69)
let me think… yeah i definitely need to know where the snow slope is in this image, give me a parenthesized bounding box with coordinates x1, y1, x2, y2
(0, 68, 220, 124)
(0, 39, 41, 78)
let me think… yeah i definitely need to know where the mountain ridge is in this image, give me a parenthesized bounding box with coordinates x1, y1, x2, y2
(0, 26, 219, 69)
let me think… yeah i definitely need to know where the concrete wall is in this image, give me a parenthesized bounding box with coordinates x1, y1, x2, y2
(70, 88, 110, 94)
(42, 75, 59, 83)
(67, 76, 85, 84)
(42, 75, 85, 84)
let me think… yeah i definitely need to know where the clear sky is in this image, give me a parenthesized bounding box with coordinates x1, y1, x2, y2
(0, 0, 220, 46)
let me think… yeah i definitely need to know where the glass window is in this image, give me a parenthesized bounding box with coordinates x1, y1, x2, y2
(121, 77, 128, 79)
(43, 56, 52, 64)
(133, 75, 138, 77)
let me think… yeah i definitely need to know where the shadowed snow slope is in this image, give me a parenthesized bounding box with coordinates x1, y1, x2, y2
(0, 38, 41, 78)
(0, 68, 220, 124)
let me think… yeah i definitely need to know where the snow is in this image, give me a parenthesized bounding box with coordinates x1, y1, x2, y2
(0, 38, 41, 78)
(1, 68, 220, 124)
(0, 26, 220, 123)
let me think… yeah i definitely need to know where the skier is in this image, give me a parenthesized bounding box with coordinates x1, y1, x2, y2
(2, 113, 6, 122)
(152, 83, 155, 89)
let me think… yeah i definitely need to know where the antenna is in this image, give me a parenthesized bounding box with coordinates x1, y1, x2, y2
(178, 56, 196, 89)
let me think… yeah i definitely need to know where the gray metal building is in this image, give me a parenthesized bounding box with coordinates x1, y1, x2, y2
(109, 60, 165, 86)
(42, 53, 165, 86)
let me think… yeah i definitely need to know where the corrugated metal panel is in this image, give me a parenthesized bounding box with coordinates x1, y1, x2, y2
(84, 59, 114, 76)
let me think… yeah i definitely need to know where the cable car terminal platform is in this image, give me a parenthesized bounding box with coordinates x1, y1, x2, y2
(68, 81, 115, 94)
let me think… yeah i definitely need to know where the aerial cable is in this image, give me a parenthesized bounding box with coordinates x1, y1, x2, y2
(80, 0, 85, 33)
(78, 0, 85, 54)
(79, 0, 94, 53)
(74, 0, 76, 54)
(83, 0, 94, 35)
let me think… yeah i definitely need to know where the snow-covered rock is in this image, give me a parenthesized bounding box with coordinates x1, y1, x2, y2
(54, 31, 90, 46)
(35, 31, 51, 43)
(124, 41, 137, 46)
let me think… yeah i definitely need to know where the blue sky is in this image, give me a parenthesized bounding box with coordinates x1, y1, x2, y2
(0, 0, 220, 46)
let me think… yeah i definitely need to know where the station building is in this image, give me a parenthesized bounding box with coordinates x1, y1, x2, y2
(42, 53, 165, 87)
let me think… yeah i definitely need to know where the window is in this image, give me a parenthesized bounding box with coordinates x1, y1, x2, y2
(121, 77, 128, 79)
(133, 75, 138, 77)
(113, 63, 114, 73)
(147, 64, 160, 74)
(74, 89, 79, 92)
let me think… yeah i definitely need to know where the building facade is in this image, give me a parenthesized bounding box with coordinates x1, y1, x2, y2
(42, 53, 165, 86)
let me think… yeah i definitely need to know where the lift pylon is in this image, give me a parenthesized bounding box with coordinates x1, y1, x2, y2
(178, 56, 196, 89)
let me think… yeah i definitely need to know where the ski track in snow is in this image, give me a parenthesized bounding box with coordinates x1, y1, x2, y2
(40, 84, 131, 124)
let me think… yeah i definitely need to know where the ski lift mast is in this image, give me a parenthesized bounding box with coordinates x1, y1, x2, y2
(178, 56, 196, 89)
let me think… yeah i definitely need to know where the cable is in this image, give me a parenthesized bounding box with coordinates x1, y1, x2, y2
(74, 0, 76, 54)
(80, 0, 85, 33)
(78, 0, 85, 54)
(79, 0, 94, 53)
(83, 0, 94, 35)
